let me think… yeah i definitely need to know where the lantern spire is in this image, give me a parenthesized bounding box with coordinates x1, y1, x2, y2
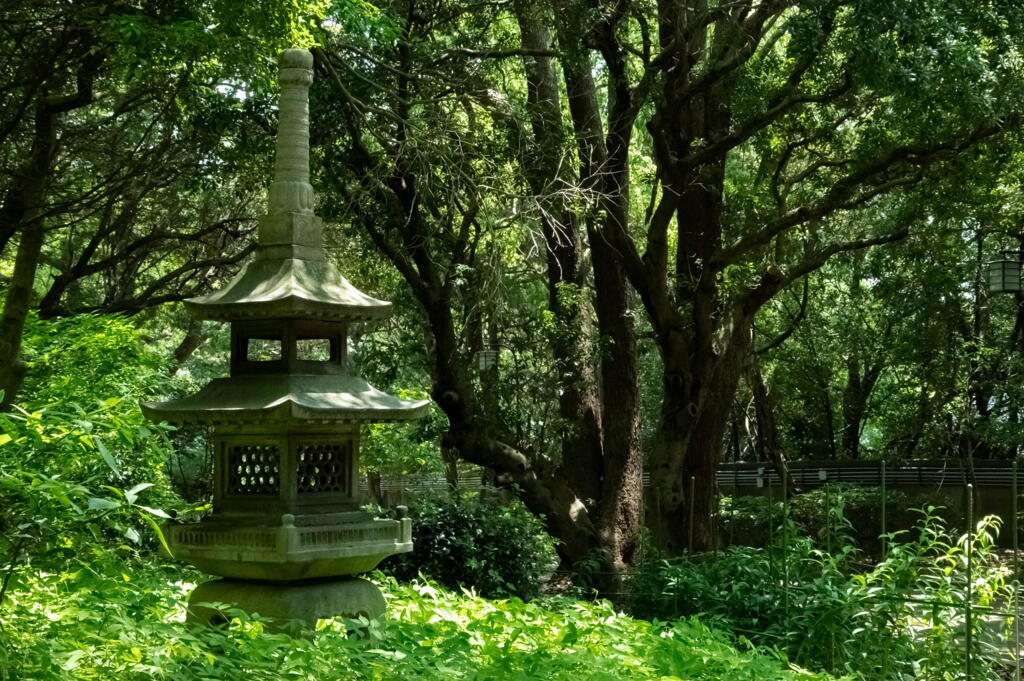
(258, 48, 323, 262)
(183, 49, 392, 321)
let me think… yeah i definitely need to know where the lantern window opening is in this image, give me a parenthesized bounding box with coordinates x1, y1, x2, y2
(247, 337, 283, 362)
(297, 337, 335, 362)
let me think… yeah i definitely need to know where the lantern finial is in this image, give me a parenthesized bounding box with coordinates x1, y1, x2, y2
(257, 48, 323, 261)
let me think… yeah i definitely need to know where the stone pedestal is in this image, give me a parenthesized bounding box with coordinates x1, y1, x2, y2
(187, 577, 385, 631)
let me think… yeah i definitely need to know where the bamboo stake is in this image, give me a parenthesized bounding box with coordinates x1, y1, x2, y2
(966, 483, 974, 681)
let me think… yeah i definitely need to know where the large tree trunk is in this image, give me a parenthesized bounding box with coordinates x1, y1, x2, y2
(841, 356, 882, 460)
(0, 105, 60, 407)
(554, 6, 643, 575)
(749, 360, 790, 484)
(0, 45, 103, 407)
(651, 308, 752, 552)
(0, 221, 45, 407)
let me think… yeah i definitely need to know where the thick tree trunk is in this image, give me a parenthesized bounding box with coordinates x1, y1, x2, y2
(512, 1, 645, 581)
(0, 222, 45, 407)
(366, 471, 384, 506)
(841, 357, 882, 460)
(0, 46, 103, 407)
(590, 221, 642, 570)
(651, 309, 752, 552)
(0, 105, 60, 407)
(167, 317, 206, 373)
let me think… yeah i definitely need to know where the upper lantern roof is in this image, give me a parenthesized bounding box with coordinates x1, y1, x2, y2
(186, 49, 390, 323)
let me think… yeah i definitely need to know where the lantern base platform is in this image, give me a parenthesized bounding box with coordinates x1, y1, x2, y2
(186, 577, 385, 630)
(166, 512, 413, 581)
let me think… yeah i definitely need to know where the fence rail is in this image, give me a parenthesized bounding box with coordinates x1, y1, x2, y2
(365, 459, 1023, 498)
(717, 460, 1024, 488)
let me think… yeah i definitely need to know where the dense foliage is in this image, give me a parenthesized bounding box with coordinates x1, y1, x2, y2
(4, 0, 1024, 561)
(2, 569, 840, 681)
(0, 315, 181, 605)
(6, 2, 1024, 678)
(720, 485, 961, 555)
(632, 508, 1012, 679)
(383, 492, 558, 600)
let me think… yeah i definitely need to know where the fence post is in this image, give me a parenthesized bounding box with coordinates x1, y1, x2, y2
(767, 471, 775, 580)
(966, 482, 974, 681)
(881, 460, 887, 559)
(654, 485, 662, 549)
(825, 483, 832, 555)
(783, 468, 790, 632)
(688, 475, 695, 555)
(1014, 461, 1020, 681)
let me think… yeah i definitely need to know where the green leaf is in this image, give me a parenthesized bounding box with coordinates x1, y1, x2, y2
(88, 497, 121, 511)
(138, 505, 171, 519)
(145, 515, 173, 557)
(95, 439, 120, 476)
(125, 482, 154, 504)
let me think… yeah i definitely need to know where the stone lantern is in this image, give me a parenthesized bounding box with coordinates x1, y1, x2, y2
(143, 48, 428, 627)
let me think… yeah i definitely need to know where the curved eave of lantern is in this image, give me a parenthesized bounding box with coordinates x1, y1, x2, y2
(142, 374, 430, 425)
(185, 258, 392, 322)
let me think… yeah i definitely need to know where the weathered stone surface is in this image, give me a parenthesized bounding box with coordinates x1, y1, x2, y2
(185, 46, 390, 323)
(143, 373, 429, 424)
(184, 257, 393, 322)
(187, 577, 386, 630)
(167, 512, 413, 581)
(144, 48, 422, 628)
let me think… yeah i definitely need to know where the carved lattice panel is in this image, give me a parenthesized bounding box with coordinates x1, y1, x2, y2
(296, 443, 351, 494)
(226, 444, 281, 495)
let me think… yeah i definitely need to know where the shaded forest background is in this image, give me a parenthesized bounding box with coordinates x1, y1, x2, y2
(4, 0, 1024, 579)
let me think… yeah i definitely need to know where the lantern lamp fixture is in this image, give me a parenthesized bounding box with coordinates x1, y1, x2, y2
(988, 250, 1023, 294)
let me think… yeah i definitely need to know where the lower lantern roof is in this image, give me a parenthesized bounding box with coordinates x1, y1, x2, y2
(142, 374, 430, 425)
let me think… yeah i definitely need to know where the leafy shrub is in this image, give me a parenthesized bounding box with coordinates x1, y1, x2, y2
(718, 494, 782, 547)
(0, 314, 182, 616)
(789, 483, 914, 554)
(721, 485, 962, 556)
(360, 391, 446, 477)
(0, 567, 836, 681)
(382, 491, 558, 599)
(20, 313, 163, 408)
(631, 508, 1013, 679)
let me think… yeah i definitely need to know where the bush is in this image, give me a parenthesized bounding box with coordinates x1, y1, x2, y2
(631, 508, 1013, 679)
(721, 485, 963, 556)
(382, 491, 558, 599)
(0, 314, 182, 614)
(789, 483, 914, 555)
(19, 313, 163, 409)
(718, 494, 781, 547)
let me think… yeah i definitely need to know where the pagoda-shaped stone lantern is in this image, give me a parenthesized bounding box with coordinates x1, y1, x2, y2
(143, 48, 428, 627)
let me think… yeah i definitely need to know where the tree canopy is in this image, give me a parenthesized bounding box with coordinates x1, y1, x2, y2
(4, 0, 1024, 576)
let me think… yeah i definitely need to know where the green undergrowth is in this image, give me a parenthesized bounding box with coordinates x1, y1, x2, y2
(0, 561, 839, 681)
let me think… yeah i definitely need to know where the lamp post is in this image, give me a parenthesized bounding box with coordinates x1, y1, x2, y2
(143, 49, 428, 628)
